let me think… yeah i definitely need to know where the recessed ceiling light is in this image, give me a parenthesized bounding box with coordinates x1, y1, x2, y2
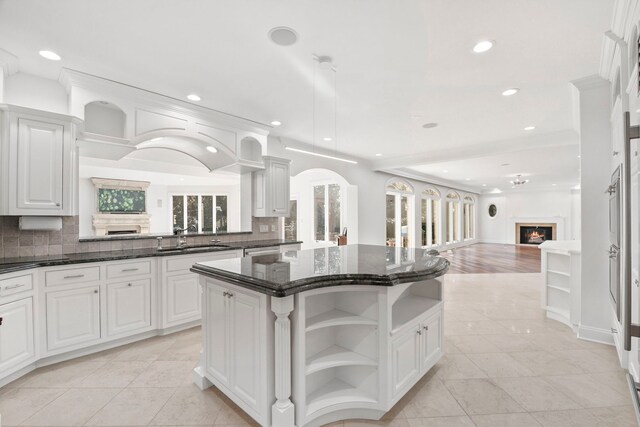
(179, 178, 185, 182)
(206, 146, 218, 153)
(187, 94, 201, 101)
(465, 178, 471, 181)
(39, 50, 61, 61)
(482, 184, 487, 187)
(577, 155, 581, 158)
(375, 153, 382, 157)
(442, 170, 449, 173)
(270, 120, 282, 126)
(552, 183, 557, 186)
(268, 27, 298, 46)
(524, 126, 535, 131)
(473, 40, 494, 53)
(502, 88, 519, 97)
(323, 137, 332, 142)
(422, 122, 438, 129)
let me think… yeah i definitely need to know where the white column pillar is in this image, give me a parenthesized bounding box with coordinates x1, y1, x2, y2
(270, 295, 296, 427)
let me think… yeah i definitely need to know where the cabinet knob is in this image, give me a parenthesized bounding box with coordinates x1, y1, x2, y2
(55, 203, 61, 207)
(223, 291, 228, 297)
(128, 283, 132, 287)
(227, 293, 234, 298)
(94, 290, 98, 294)
(0, 316, 3, 326)
(416, 329, 422, 335)
(423, 325, 429, 331)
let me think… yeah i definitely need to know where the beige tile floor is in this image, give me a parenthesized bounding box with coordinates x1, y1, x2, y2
(0, 273, 636, 426)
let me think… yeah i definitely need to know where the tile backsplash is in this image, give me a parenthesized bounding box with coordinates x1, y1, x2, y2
(0, 215, 282, 258)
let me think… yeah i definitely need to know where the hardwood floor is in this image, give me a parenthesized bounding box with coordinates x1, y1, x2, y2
(441, 243, 541, 274)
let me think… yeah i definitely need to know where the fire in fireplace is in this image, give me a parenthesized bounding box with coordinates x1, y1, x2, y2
(519, 226, 553, 245)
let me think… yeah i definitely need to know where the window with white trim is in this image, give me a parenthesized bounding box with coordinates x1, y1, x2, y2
(421, 188, 441, 247)
(386, 180, 414, 248)
(463, 195, 475, 240)
(171, 194, 227, 233)
(313, 184, 341, 243)
(445, 191, 460, 244)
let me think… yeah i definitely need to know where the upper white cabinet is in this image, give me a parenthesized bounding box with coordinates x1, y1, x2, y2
(0, 105, 78, 216)
(252, 156, 291, 217)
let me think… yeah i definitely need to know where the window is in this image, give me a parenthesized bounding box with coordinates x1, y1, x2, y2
(314, 184, 341, 242)
(171, 194, 228, 233)
(386, 179, 414, 248)
(463, 195, 475, 240)
(283, 200, 297, 241)
(445, 192, 460, 244)
(421, 188, 441, 247)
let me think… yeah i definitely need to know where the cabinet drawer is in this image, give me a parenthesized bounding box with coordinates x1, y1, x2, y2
(106, 260, 152, 280)
(45, 266, 100, 287)
(165, 251, 240, 272)
(0, 274, 33, 297)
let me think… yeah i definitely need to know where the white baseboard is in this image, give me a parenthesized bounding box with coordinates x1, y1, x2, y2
(578, 324, 615, 345)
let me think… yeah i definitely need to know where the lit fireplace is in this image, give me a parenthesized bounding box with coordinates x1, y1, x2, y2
(515, 223, 556, 245)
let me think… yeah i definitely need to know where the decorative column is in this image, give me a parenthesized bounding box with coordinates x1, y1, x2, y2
(271, 295, 296, 427)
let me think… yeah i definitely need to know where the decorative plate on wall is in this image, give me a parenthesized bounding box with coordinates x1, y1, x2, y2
(488, 204, 498, 218)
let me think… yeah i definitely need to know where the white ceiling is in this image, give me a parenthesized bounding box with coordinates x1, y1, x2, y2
(0, 0, 613, 190)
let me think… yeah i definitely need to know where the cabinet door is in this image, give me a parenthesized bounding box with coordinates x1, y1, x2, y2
(165, 273, 201, 325)
(391, 326, 421, 397)
(106, 279, 151, 337)
(204, 283, 230, 387)
(269, 160, 290, 215)
(229, 287, 262, 410)
(46, 286, 100, 351)
(252, 170, 266, 217)
(0, 298, 35, 373)
(420, 311, 442, 371)
(15, 118, 64, 212)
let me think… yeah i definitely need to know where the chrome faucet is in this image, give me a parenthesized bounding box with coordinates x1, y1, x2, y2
(176, 229, 188, 248)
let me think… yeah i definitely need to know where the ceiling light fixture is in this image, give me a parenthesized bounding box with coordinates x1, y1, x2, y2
(375, 153, 382, 157)
(552, 183, 557, 186)
(510, 174, 529, 188)
(39, 50, 61, 61)
(482, 184, 487, 187)
(473, 40, 494, 53)
(187, 94, 201, 101)
(323, 137, 333, 142)
(206, 146, 218, 153)
(270, 120, 282, 126)
(442, 170, 449, 173)
(268, 27, 298, 46)
(285, 147, 357, 164)
(422, 122, 438, 129)
(502, 88, 520, 97)
(524, 126, 535, 131)
(465, 178, 471, 181)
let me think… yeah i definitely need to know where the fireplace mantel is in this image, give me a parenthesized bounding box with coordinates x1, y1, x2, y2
(91, 177, 151, 236)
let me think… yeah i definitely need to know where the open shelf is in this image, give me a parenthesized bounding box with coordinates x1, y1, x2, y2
(547, 284, 570, 293)
(391, 296, 440, 333)
(306, 345, 377, 375)
(306, 378, 377, 415)
(547, 269, 570, 277)
(306, 308, 378, 331)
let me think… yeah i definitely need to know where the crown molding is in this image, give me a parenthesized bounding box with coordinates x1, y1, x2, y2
(570, 74, 611, 91)
(0, 49, 18, 77)
(371, 129, 578, 170)
(59, 68, 271, 135)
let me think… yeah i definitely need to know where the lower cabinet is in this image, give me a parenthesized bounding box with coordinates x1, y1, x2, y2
(46, 286, 101, 351)
(204, 280, 265, 419)
(0, 297, 35, 373)
(391, 309, 443, 399)
(165, 274, 201, 326)
(106, 279, 151, 337)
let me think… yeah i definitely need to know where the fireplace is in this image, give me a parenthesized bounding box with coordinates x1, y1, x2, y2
(515, 223, 556, 245)
(91, 178, 151, 236)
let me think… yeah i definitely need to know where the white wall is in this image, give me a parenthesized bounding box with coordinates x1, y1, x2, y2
(478, 190, 579, 244)
(4, 72, 68, 114)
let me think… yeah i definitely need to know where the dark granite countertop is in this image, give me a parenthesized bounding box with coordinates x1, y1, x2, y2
(190, 244, 449, 297)
(78, 230, 252, 242)
(0, 239, 302, 275)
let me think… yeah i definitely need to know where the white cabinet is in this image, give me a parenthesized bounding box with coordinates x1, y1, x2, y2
(252, 156, 290, 217)
(0, 298, 35, 374)
(0, 105, 78, 216)
(165, 274, 201, 325)
(203, 280, 266, 420)
(391, 310, 442, 399)
(106, 279, 151, 337)
(46, 286, 101, 351)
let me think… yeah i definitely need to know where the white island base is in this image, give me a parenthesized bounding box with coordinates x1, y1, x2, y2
(193, 277, 444, 427)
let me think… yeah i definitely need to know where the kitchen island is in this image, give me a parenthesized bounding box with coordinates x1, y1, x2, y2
(191, 244, 449, 427)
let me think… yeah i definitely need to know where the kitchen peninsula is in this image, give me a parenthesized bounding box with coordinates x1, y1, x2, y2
(190, 244, 449, 427)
